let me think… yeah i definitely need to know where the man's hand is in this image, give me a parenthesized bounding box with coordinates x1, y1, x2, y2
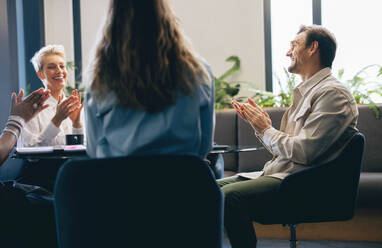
(10, 88, 51, 123)
(232, 98, 272, 134)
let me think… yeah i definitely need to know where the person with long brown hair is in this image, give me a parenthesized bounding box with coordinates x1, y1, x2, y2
(85, 0, 215, 158)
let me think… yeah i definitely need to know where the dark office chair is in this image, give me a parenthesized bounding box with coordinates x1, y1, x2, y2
(54, 155, 223, 248)
(256, 132, 365, 248)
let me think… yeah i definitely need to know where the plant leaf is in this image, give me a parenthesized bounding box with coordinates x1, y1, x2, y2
(338, 68, 344, 79)
(367, 101, 380, 119)
(218, 56, 240, 80)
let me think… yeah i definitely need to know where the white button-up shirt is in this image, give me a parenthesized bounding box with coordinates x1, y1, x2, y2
(18, 95, 84, 147)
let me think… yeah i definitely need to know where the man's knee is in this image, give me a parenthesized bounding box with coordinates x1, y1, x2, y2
(217, 179, 226, 188)
(221, 184, 246, 210)
(217, 175, 243, 188)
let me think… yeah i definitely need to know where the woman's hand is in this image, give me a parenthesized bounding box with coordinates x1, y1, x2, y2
(51, 94, 80, 128)
(68, 89, 84, 128)
(232, 98, 272, 134)
(10, 88, 51, 123)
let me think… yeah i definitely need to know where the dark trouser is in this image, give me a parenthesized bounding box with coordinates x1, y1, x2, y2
(17, 159, 66, 191)
(218, 175, 282, 248)
(0, 183, 57, 248)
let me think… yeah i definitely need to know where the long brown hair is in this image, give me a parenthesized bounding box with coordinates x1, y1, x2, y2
(90, 0, 209, 113)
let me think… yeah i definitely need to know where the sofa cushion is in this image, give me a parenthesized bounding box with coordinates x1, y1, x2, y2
(358, 172, 382, 207)
(237, 107, 286, 172)
(215, 110, 238, 172)
(223, 170, 237, 178)
(356, 105, 382, 172)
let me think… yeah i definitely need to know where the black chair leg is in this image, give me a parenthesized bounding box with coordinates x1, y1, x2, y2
(288, 224, 298, 248)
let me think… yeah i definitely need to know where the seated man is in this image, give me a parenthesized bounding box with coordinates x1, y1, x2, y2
(218, 25, 358, 248)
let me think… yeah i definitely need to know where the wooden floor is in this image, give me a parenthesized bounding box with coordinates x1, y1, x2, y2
(223, 238, 382, 248)
(253, 208, 382, 242)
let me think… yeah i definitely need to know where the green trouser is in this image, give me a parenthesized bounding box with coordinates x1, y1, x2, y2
(218, 175, 283, 248)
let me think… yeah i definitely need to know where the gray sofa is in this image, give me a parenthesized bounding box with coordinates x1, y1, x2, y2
(214, 104, 382, 241)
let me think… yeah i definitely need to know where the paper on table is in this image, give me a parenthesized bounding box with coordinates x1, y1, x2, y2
(16, 145, 86, 154)
(63, 145, 86, 151)
(237, 171, 264, 180)
(16, 146, 54, 154)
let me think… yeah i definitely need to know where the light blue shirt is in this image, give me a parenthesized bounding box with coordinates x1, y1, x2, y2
(85, 64, 215, 159)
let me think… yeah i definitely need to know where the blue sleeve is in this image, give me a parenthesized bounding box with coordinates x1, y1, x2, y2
(84, 90, 97, 157)
(198, 67, 215, 159)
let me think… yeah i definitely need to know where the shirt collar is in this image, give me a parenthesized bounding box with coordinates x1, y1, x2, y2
(94, 91, 117, 116)
(46, 93, 66, 105)
(296, 67, 332, 97)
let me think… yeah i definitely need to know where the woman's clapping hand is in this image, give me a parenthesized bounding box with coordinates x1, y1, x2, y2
(69, 89, 84, 128)
(51, 93, 81, 128)
(10, 88, 51, 123)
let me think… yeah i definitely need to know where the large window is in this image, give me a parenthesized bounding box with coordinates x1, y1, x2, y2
(322, 0, 382, 102)
(270, 0, 312, 94)
(268, 0, 382, 103)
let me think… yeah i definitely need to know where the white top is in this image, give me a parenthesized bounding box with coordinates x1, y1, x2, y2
(18, 95, 84, 147)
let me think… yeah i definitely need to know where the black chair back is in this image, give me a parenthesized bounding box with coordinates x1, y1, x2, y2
(54, 155, 223, 248)
(259, 132, 365, 225)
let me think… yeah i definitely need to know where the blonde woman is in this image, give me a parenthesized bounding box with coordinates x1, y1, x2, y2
(85, 0, 215, 158)
(19, 45, 84, 147)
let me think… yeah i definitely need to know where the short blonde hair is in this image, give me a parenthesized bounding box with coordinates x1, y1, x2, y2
(30, 44, 66, 72)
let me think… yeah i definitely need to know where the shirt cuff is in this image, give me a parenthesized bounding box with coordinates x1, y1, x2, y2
(41, 121, 61, 141)
(261, 126, 276, 148)
(72, 127, 83, 134)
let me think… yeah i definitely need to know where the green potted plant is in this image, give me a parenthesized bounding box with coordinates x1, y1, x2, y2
(215, 55, 382, 119)
(214, 56, 252, 109)
(248, 68, 296, 108)
(338, 64, 382, 119)
(214, 56, 297, 109)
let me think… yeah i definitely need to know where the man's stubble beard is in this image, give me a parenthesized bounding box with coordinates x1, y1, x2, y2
(288, 63, 296, 73)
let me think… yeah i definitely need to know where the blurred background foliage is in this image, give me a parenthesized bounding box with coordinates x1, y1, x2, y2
(215, 55, 382, 118)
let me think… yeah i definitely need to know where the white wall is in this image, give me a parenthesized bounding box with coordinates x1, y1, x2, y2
(43, 0, 75, 86)
(171, 0, 265, 90)
(79, 0, 266, 89)
(80, 0, 110, 78)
